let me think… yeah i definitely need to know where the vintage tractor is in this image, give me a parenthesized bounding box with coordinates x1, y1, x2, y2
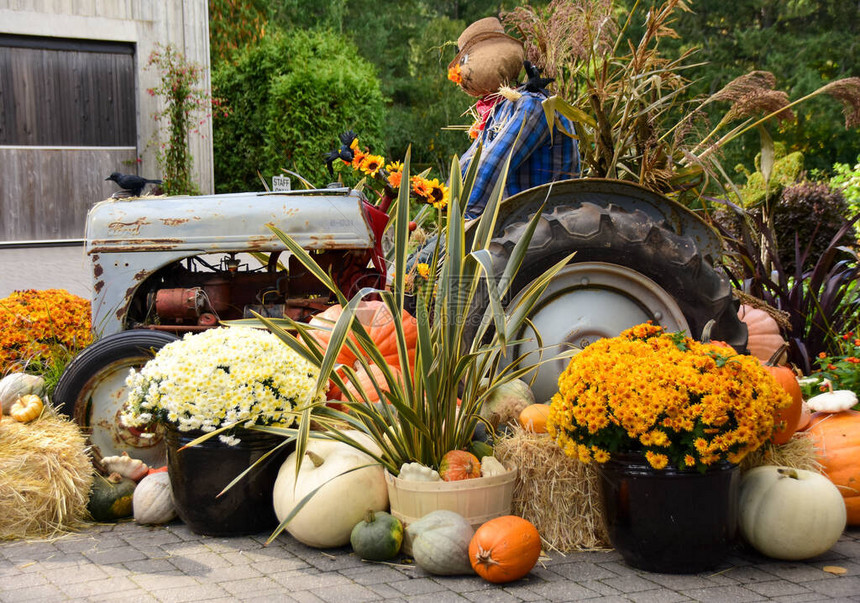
(54, 178, 747, 465)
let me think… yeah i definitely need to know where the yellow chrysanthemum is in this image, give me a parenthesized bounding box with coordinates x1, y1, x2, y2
(416, 263, 430, 279)
(548, 322, 791, 470)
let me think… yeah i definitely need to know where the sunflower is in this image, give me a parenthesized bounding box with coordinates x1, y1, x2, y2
(423, 178, 449, 209)
(359, 154, 385, 177)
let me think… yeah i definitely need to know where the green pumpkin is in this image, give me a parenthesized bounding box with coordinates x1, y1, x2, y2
(350, 510, 403, 561)
(88, 472, 136, 522)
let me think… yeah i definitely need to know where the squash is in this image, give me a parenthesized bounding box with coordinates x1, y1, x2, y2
(761, 348, 802, 445)
(480, 456, 507, 478)
(133, 471, 176, 525)
(807, 389, 858, 413)
(88, 472, 136, 522)
(0, 372, 45, 413)
(737, 304, 787, 363)
(469, 515, 541, 583)
(479, 379, 534, 430)
(10, 394, 44, 423)
(102, 452, 151, 482)
(518, 404, 550, 434)
(439, 450, 481, 481)
(398, 462, 441, 481)
(404, 510, 475, 575)
(807, 410, 860, 525)
(350, 510, 403, 561)
(738, 466, 846, 560)
(272, 433, 388, 548)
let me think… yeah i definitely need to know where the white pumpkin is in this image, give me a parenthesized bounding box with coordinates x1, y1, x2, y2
(404, 510, 474, 575)
(0, 373, 45, 413)
(739, 465, 846, 560)
(272, 433, 388, 548)
(133, 472, 176, 525)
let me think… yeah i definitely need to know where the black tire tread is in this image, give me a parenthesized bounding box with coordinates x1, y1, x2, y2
(489, 202, 748, 350)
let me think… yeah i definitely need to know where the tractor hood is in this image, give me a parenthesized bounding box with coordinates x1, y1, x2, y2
(86, 187, 375, 255)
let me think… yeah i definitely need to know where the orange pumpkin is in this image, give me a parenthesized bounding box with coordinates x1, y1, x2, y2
(518, 404, 550, 433)
(761, 351, 802, 445)
(439, 450, 481, 481)
(356, 300, 418, 370)
(807, 410, 860, 525)
(340, 364, 402, 403)
(307, 302, 418, 371)
(305, 305, 359, 367)
(738, 304, 787, 363)
(469, 515, 541, 583)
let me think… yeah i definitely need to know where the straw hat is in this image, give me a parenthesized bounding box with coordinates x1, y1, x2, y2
(449, 17, 524, 98)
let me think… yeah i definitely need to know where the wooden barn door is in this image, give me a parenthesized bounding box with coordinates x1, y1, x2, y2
(0, 35, 138, 241)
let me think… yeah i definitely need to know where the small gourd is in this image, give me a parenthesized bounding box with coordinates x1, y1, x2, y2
(350, 510, 403, 561)
(0, 372, 45, 413)
(480, 456, 507, 478)
(518, 404, 550, 433)
(807, 389, 858, 414)
(10, 394, 44, 423)
(439, 450, 481, 481)
(739, 466, 847, 560)
(405, 510, 475, 575)
(133, 471, 176, 525)
(88, 472, 136, 522)
(398, 462, 441, 482)
(102, 452, 151, 482)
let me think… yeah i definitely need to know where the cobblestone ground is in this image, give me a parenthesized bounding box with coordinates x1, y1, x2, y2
(1, 522, 858, 602)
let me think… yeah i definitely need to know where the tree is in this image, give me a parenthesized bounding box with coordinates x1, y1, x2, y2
(211, 29, 385, 192)
(664, 0, 859, 173)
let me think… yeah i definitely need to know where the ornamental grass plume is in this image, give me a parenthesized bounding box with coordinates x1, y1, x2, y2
(0, 289, 92, 374)
(121, 327, 323, 443)
(548, 323, 792, 471)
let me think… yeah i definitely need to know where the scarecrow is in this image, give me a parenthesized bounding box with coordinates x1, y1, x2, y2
(448, 17, 581, 218)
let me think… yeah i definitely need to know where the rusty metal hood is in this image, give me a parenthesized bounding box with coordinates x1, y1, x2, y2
(85, 188, 374, 254)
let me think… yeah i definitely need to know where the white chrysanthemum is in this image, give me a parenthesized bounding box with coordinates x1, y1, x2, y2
(122, 327, 323, 433)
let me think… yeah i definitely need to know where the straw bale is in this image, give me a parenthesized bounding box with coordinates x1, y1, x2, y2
(0, 409, 93, 540)
(495, 427, 609, 552)
(741, 431, 821, 473)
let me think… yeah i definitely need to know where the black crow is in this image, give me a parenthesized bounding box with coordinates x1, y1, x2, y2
(105, 172, 163, 197)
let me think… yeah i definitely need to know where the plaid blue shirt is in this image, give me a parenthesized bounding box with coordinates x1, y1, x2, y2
(461, 91, 580, 218)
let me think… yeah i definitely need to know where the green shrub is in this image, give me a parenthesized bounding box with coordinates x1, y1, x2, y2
(212, 29, 385, 192)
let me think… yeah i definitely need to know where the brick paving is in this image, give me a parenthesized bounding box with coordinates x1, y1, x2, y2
(1, 522, 858, 602)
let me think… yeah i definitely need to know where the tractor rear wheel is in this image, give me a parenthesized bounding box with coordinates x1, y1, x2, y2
(490, 202, 747, 403)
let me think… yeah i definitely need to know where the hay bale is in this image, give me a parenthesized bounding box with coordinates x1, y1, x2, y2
(741, 431, 821, 473)
(495, 427, 609, 552)
(0, 409, 93, 540)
